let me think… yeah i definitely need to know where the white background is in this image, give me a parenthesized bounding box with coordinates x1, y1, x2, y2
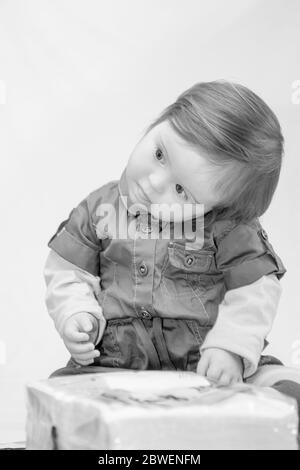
(0, 0, 299, 444)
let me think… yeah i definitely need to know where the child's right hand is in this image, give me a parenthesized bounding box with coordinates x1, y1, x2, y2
(62, 312, 101, 366)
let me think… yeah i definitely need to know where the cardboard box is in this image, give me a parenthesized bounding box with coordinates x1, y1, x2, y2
(26, 370, 298, 450)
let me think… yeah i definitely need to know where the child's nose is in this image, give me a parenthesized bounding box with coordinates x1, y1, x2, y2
(149, 171, 168, 193)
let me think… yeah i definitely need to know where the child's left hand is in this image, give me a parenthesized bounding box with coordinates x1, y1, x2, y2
(196, 347, 244, 386)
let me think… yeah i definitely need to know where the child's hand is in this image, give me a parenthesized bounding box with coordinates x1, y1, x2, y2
(62, 312, 100, 366)
(196, 348, 243, 386)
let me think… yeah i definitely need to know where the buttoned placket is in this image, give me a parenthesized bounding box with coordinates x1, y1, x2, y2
(133, 231, 156, 320)
(116, 173, 179, 369)
(130, 226, 176, 369)
(133, 210, 172, 319)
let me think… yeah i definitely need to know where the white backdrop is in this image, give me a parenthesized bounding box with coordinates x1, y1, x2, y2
(0, 0, 299, 444)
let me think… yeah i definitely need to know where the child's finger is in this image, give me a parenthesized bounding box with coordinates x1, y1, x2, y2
(66, 341, 95, 354)
(77, 317, 94, 333)
(64, 324, 90, 342)
(73, 350, 100, 361)
(206, 365, 222, 383)
(218, 372, 231, 387)
(230, 375, 243, 385)
(196, 355, 209, 376)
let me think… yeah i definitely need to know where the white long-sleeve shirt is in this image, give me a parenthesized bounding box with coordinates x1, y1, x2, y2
(44, 249, 282, 378)
(44, 249, 106, 345)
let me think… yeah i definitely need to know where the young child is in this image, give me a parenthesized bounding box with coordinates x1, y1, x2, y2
(44, 81, 299, 403)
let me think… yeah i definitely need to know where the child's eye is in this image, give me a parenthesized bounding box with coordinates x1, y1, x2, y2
(175, 184, 188, 200)
(154, 147, 164, 162)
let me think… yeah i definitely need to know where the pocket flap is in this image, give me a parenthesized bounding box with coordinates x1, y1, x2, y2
(167, 242, 214, 273)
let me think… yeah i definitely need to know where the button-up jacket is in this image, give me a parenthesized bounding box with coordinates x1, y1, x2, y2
(44, 170, 286, 377)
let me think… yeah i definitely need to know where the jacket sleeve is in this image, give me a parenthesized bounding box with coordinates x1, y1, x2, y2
(47, 193, 102, 276)
(43, 249, 106, 345)
(214, 219, 286, 290)
(200, 273, 283, 378)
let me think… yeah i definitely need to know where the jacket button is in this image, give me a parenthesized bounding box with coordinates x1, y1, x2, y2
(185, 255, 195, 266)
(261, 229, 268, 240)
(139, 262, 148, 276)
(140, 308, 152, 319)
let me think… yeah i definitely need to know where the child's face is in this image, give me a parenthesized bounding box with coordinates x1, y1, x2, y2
(125, 120, 222, 222)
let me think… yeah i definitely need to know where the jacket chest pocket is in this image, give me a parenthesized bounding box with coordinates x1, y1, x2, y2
(160, 242, 215, 297)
